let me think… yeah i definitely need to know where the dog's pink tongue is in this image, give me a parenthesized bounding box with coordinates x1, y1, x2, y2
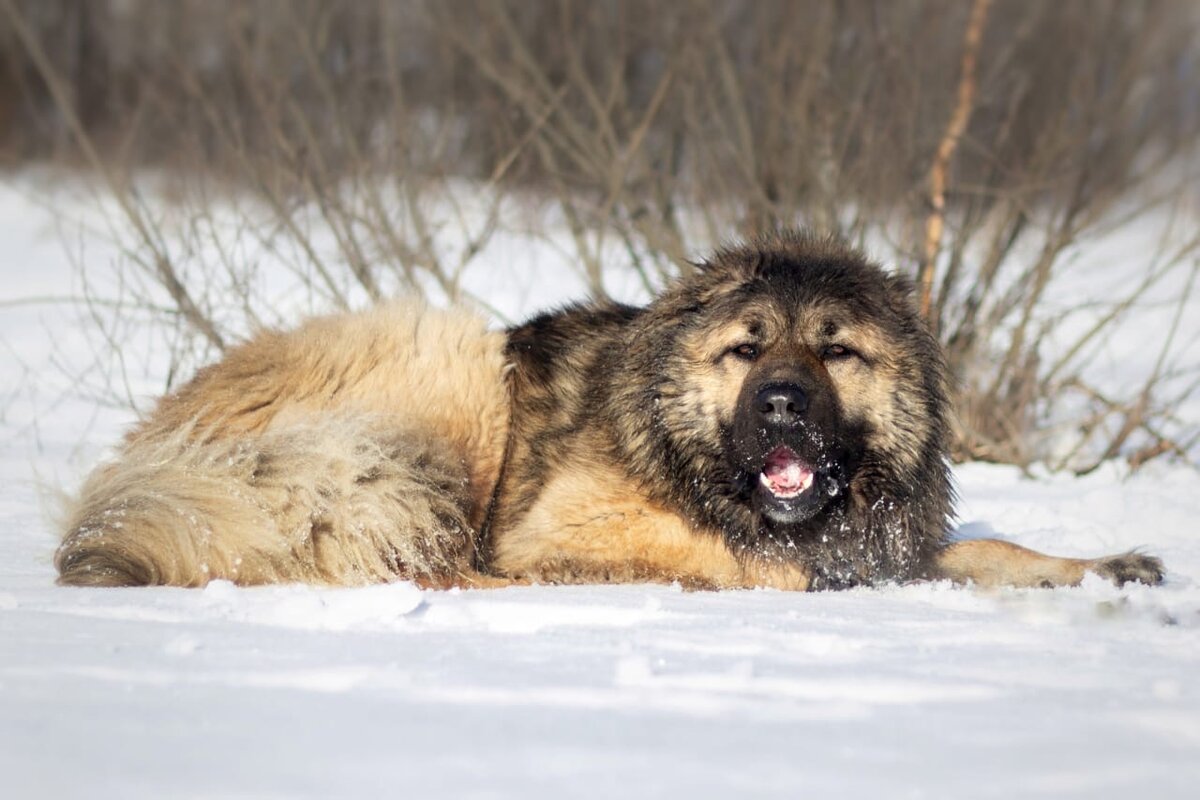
(762, 447, 813, 495)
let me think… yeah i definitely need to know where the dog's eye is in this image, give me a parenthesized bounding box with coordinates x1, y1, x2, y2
(822, 344, 855, 361)
(729, 343, 759, 361)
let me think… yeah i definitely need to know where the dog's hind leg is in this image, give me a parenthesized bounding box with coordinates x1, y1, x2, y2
(931, 539, 1164, 589)
(56, 418, 477, 588)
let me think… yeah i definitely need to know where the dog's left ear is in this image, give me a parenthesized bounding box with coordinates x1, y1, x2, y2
(882, 271, 922, 320)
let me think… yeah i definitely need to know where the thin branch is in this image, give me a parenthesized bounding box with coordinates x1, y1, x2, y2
(1, 0, 226, 351)
(917, 0, 993, 329)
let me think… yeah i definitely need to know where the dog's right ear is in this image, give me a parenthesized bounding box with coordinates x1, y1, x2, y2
(664, 243, 759, 310)
(693, 242, 766, 279)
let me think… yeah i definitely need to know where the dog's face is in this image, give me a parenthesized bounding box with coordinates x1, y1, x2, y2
(716, 297, 873, 524)
(647, 235, 943, 536)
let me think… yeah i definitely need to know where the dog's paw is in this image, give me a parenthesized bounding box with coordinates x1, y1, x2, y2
(1091, 552, 1165, 587)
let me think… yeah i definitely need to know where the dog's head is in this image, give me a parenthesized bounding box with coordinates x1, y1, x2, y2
(619, 231, 950, 542)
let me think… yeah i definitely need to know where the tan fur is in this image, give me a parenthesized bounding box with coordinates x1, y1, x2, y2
(676, 303, 921, 471)
(57, 301, 509, 587)
(932, 540, 1164, 589)
(135, 299, 510, 523)
(823, 325, 924, 462)
(679, 311, 784, 436)
(58, 419, 474, 586)
(491, 452, 809, 590)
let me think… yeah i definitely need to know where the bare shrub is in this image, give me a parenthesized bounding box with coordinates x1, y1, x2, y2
(2, 0, 1197, 470)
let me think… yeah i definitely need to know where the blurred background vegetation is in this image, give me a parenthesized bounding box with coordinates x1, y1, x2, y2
(1, 0, 1198, 470)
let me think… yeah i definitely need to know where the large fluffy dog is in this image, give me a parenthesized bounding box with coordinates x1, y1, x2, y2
(57, 232, 1164, 591)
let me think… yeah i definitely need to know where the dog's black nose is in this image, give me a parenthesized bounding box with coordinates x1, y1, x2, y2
(755, 384, 808, 426)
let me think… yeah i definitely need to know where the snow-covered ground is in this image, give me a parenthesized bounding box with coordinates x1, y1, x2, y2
(2, 176, 1198, 798)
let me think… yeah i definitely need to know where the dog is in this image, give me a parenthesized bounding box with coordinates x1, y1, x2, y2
(57, 231, 1164, 591)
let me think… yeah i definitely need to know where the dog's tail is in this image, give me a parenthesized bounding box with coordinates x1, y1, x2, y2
(56, 418, 475, 587)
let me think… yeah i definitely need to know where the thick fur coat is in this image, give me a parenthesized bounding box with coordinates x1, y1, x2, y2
(57, 233, 1163, 591)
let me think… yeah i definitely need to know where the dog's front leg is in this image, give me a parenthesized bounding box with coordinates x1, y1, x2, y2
(932, 538, 1163, 588)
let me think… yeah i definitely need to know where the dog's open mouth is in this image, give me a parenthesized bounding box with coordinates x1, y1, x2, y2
(759, 445, 814, 498)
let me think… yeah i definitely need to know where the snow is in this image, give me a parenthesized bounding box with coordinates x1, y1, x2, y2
(2, 175, 1199, 798)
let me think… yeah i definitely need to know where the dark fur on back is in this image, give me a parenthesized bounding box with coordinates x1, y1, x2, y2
(484, 301, 642, 556)
(496, 231, 954, 589)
